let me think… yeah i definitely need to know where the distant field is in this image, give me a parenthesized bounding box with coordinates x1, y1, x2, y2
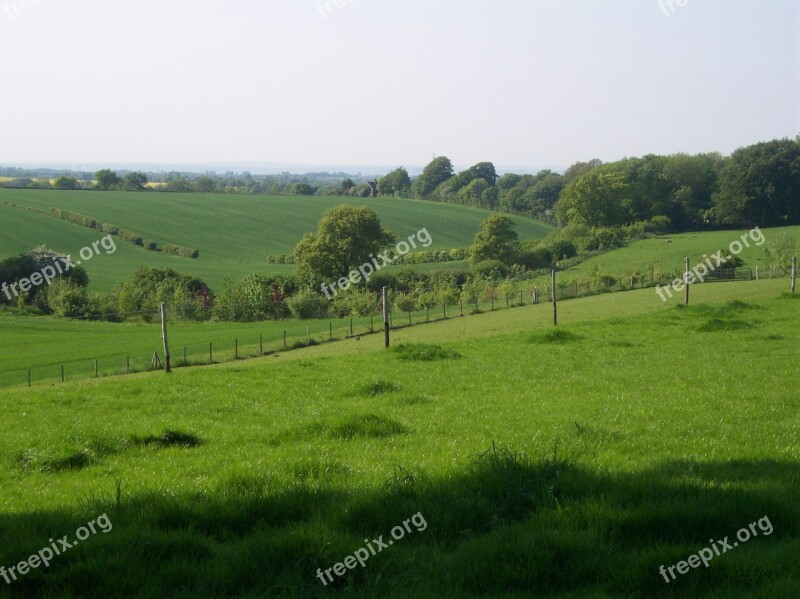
(0, 189, 553, 291)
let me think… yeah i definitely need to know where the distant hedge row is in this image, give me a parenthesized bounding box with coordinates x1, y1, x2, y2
(49, 208, 198, 258)
(266, 255, 296, 264)
(164, 244, 200, 259)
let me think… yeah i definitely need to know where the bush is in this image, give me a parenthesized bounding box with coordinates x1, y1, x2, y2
(45, 279, 89, 317)
(144, 240, 158, 251)
(516, 247, 553, 270)
(100, 223, 119, 235)
(470, 260, 510, 279)
(119, 230, 144, 246)
(286, 291, 327, 319)
(163, 244, 199, 259)
(546, 239, 578, 261)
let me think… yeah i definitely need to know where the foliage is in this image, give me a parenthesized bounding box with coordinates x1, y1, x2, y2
(470, 215, 519, 265)
(294, 204, 395, 283)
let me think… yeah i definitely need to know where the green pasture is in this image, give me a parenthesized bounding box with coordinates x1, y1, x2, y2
(0, 279, 797, 597)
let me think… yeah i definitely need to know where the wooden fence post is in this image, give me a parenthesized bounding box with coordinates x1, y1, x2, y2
(382, 286, 390, 348)
(235, 338, 238, 359)
(792, 256, 797, 294)
(260, 334, 264, 354)
(160, 303, 171, 373)
(552, 270, 558, 326)
(27, 369, 31, 387)
(94, 359, 98, 378)
(209, 343, 213, 363)
(685, 258, 690, 306)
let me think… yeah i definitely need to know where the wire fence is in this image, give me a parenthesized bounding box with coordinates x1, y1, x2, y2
(3, 265, 795, 390)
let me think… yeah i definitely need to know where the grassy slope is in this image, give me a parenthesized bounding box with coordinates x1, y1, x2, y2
(565, 226, 800, 278)
(0, 189, 553, 291)
(0, 281, 797, 598)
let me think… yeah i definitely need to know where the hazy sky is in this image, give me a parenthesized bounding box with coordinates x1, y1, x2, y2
(0, 0, 797, 171)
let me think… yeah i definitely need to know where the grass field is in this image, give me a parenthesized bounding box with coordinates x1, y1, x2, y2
(0, 280, 797, 597)
(0, 188, 552, 291)
(564, 226, 800, 278)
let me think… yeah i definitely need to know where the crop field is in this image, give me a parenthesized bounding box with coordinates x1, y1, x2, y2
(0, 280, 798, 598)
(0, 189, 552, 291)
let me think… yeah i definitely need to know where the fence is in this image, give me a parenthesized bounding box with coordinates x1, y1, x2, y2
(4, 262, 796, 390)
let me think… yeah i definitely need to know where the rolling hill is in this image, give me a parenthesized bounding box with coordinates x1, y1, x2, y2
(0, 189, 554, 291)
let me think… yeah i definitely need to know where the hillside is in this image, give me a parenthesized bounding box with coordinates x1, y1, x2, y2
(0, 189, 553, 291)
(0, 281, 797, 597)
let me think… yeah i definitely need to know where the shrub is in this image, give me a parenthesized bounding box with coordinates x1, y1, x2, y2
(470, 260, 510, 279)
(119, 230, 144, 246)
(100, 223, 119, 235)
(517, 247, 553, 270)
(286, 291, 327, 319)
(163, 244, 199, 259)
(144, 240, 158, 251)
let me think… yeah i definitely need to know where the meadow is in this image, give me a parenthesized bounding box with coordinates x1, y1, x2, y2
(0, 279, 797, 598)
(0, 189, 552, 291)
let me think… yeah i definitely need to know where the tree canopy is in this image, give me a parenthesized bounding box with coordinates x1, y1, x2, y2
(294, 205, 395, 283)
(470, 215, 519, 266)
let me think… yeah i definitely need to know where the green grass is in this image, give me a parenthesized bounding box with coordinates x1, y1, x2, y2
(0, 189, 553, 291)
(0, 281, 797, 597)
(566, 226, 800, 278)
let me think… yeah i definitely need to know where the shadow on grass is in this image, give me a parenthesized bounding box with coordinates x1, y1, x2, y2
(0, 447, 798, 598)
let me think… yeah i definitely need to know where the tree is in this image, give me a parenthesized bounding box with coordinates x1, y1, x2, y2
(714, 138, 800, 227)
(290, 183, 315, 196)
(193, 176, 217, 193)
(95, 169, 121, 190)
(340, 178, 355, 194)
(123, 172, 148, 191)
(294, 205, 395, 283)
(412, 156, 454, 197)
(377, 167, 411, 196)
(469, 215, 519, 266)
(54, 176, 80, 190)
(555, 169, 630, 227)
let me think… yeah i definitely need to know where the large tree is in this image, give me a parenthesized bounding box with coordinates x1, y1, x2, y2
(377, 167, 411, 196)
(95, 169, 121, 190)
(714, 138, 800, 227)
(469, 215, 519, 266)
(294, 205, 395, 282)
(412, 156, 454, 197)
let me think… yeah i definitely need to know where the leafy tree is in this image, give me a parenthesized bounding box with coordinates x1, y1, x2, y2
(556, 169, 630, 227)
(763, 234, 796, 273)
(54, 176, 80, 190)
(469, 215, 519, 265)
(714, 138, 800, 227)
(412, 156, 454, 197)
(563, 159, 602, 183)
(464, 162, 498, 186)
(95, 169, 121, 190)
(193, 176, 217, 193)
(340, 178, 355, 194)
(294, 205, 395, 283)
(123, 172, 149, 191)
(290, 183, 315, 196)
(377, 167, 411, 196)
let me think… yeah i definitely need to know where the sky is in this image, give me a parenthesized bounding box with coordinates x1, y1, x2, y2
(0, 0, 798, 173)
